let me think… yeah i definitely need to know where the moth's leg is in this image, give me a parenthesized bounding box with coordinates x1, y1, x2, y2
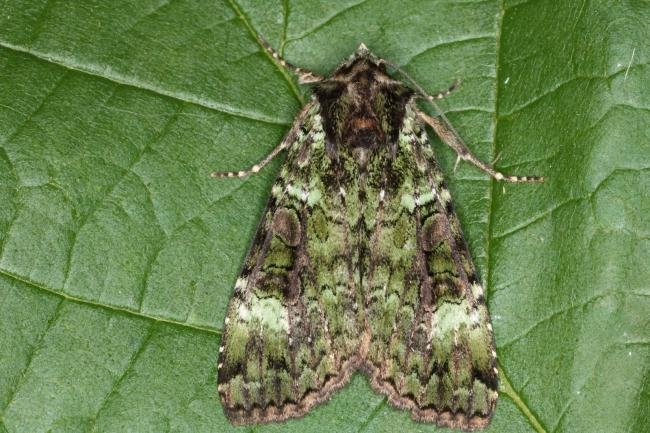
(418, 111, 544, 183)
(258, 37, 324, 84)
(211, 102, 314, 178)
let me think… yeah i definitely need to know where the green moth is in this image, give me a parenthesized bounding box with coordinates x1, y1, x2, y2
(213, 39, 542, 430)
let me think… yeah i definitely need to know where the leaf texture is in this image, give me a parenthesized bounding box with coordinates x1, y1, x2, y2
(0, 1, 648, 432)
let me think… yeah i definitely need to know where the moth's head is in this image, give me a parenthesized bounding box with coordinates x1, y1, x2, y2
(350, 43, 382, 65)
(332, 43, 388, 79)
(355, 43, 370, 57)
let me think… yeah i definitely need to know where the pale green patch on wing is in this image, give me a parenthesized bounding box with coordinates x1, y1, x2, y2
(237, 293, 289, 333)
(400, 193, 416, 212)
(306, 188, 322, 207)
(430, 299, 473, 338)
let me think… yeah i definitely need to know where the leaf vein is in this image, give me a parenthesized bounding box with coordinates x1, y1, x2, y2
(1, 297, 64, 415)
(405, 34, 495, 66)
(493, 197, 582, 240)
(60, 103, 179, 294)
(356, 397, 387, 433)
(87, 323, 157, 432)
(500, 292, 613, 348)
(226, 0, 304, 104)
(0, 42, 288, 125)
(499, 364, 548, 433)
(284, 0, 370, 43)
(0, 268, 220, 335)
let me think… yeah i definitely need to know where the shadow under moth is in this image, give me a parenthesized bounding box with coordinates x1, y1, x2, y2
(213, 39, 542, 431)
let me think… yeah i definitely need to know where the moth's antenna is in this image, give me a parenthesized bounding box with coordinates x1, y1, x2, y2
(384, 60, 459, 98)
(258, 36, 324, 84)
(385, 60, 544, 183)
(383, 59, 459, 122)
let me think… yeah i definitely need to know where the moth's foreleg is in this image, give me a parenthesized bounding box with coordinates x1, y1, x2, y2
(258, 37, 324, 84)
(210, 102, 315, 179)
(418, 111, 544, 183)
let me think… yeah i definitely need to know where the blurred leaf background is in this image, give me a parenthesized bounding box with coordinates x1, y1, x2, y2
(0, 1, 648, 432)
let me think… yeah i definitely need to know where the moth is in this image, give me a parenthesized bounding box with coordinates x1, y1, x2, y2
(213, 39, 542, 430)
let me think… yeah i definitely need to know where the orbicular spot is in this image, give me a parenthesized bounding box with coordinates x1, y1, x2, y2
(308, 207, 329, 241)
(428, 242, 456, 276)
(421, 212, 446, 252)
(383, 214, 413, 250)
(263, 237, 294, 269)
(272, 207, 301, 246)
(296, 137, 312, 165)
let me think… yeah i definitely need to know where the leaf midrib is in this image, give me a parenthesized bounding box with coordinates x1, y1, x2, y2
(483, 1, 548, 432)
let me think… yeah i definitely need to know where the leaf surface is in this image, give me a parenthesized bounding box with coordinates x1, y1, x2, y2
(0, 1, 648, 432)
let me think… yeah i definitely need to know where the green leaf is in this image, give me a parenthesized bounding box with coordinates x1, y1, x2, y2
(0, 1, 647, 432)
